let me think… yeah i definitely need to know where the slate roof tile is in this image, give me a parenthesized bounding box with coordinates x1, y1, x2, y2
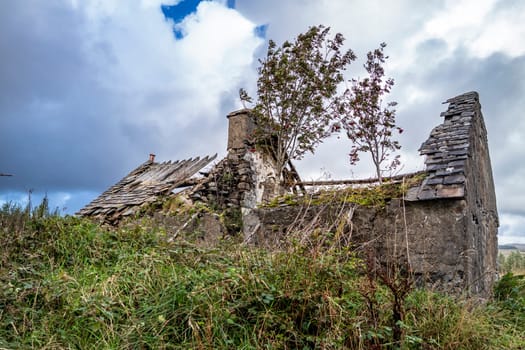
(407, 91, 480, 201)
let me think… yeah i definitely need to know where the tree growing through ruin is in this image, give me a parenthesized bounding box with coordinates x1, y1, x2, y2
(341, 43, 402, 184)
(241, 25, 356, 180)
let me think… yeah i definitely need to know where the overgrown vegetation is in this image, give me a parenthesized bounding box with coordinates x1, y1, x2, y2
(264, 173, 426, 209)
(1, 201, 524, 349)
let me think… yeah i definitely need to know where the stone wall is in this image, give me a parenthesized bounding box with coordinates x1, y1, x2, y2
(190, 146, 254, 208)
(189, 110, 283, 237)
(459, 93, 498, 295)
(251, 198, 473, 293)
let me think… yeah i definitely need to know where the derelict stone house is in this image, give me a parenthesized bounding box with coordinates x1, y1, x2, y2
(79, 91, 498, 297)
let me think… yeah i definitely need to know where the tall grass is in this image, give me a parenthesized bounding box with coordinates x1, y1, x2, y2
(1, 201, 524, 349)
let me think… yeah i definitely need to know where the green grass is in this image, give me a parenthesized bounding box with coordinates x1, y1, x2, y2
(1, 201, 524, 349)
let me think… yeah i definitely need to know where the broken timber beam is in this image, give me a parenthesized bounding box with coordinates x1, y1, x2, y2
(295, 171, 426, 187)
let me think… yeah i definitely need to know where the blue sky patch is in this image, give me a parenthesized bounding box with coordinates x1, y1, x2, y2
(254, 24, 268, 38)
(161, 0, 201, 24)
(161, 0, 201, 38)
(161, 0, 236, 39)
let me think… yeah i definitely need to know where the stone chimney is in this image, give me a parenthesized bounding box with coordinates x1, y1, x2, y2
(227, 109, 255, 151)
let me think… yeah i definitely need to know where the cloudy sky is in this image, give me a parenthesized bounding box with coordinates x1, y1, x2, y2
(1, 0, 524, 244)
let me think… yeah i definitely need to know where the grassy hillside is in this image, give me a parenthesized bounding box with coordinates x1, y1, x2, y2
(1, 201, 524, 349)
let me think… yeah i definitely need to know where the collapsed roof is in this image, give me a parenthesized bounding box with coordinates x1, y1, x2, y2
(77, 154, 217, 224)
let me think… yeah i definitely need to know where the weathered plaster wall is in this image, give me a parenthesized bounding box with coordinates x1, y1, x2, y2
(251, 198, 482, 294)
(190, 109, 283, 238)
(461, 93, 499, 295)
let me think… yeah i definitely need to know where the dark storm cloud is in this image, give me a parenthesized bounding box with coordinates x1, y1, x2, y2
(0, 2, 150, 193)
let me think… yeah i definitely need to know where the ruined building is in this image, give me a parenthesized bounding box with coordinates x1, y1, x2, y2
(79, 91, 498, 297)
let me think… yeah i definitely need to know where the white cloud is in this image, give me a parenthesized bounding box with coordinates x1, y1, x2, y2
(58, 0, 263, 159)
(499, 213, 525, 244)
(78, 0, 262, 132)
(405, 0, 525, 60)
(422, 0, 495, 38)
(470, 3, 525, 58)
(70, 0, 176, 17)
(171, 1, 263, 121)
